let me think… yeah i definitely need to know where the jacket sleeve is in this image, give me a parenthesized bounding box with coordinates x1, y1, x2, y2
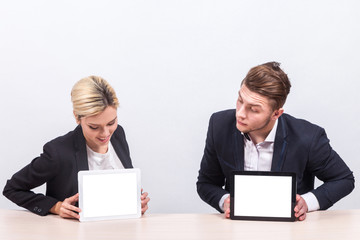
(3, 142, 61, 216)
(196, 114, 229, 213)
(308, 127, 355, 210)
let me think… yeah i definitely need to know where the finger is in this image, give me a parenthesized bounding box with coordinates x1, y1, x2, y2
(141, 197, 150, 205)
(141, 204, 149, 214)
(225, 208, 230, 219)
(60, 206, 80, 219)
(62, 202, 81, 213)
(298, 212, 306, 221)
(66, 193, 79, 203)
(141, 192, 148, 200)
(223, 197, 231, 212)
(296, 206, 306, 218)
(67, 193, 79, 201)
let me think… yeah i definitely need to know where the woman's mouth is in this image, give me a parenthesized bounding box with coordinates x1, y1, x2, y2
(97, 136, 110, 143)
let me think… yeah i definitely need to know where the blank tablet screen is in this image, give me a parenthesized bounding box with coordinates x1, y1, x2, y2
(230, 171, 296, 221)
(78, 168, 141, 222)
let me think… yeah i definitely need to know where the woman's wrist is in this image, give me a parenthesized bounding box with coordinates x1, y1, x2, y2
(49, 201, 62, 215)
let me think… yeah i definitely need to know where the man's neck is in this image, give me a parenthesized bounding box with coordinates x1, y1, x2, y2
(248, 120, 276, 145)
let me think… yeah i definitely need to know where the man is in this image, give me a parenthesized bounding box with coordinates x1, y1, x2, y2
(196, 62, 354, 221)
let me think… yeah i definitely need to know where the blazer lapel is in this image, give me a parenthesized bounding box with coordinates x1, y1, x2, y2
(234, 128, 245, 171)
(74, 125, 89, 172)
(111, 128, 133, 169)
(271, 116, 288, 171)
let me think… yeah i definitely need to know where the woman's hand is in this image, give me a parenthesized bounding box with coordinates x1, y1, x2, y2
(141, 189, 150, 214)
(50, 193, 81, 219)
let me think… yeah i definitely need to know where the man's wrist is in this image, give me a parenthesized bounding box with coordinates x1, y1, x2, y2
(301, 192, 320, 212)
(219, 193, 230, 212)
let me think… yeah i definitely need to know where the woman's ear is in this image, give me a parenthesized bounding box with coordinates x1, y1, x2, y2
(73, 111, 81, 124)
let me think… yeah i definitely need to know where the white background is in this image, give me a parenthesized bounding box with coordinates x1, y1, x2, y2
(0, 0, 359, 214)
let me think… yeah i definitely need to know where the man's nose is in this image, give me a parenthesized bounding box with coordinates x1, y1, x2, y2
(236, 105, 246, 119)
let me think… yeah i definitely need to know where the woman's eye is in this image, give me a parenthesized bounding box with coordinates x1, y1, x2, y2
(108, 121, 115, 126)
(89, 126, 98, 130)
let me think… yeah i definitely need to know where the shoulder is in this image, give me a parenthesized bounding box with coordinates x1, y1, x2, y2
(210, 109, 236, 124)
(208, 109, 237, 137)
(43, 125, 83, 151)
(112, 124, 126, 139)
(280, 113, 325, 142)
(281, 113, 323, 131)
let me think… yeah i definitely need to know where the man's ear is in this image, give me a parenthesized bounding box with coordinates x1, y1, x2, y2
(73, 111, 81, 124)
(272, 108, 284, 120)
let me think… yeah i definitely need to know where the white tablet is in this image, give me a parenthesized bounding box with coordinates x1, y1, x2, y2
(78, 168, 141, 222)
(230, 171, 296, 222)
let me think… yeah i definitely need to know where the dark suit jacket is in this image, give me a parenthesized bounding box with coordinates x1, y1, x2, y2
(197, 109, 355, 213)
(3, 124, 133, 216)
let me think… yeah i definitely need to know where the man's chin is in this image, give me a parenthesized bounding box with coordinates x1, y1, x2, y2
(236, 124, 249, 133)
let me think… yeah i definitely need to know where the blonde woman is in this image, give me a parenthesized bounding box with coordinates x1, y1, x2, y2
(3, 76, 150, 219)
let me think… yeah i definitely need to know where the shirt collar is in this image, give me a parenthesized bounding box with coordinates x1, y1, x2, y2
(264, 119, 278, 143)
(242, 119, 278, 143)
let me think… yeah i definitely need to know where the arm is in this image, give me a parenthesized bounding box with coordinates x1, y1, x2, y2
(3, 142, 61, 216)
(307, 128, 354, 210)
(196, 114, 229, 213)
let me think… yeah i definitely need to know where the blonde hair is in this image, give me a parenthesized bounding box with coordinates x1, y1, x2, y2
(71, 76, 119, 120)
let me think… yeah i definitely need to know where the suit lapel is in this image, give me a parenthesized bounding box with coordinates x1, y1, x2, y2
(234, 128, 245, 171)
(74, 125, 89, 171)
(271, 116, 288, 171)
(111, 128, 133, 169)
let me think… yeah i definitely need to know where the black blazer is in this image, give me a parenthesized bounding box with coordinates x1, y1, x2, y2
(196, 109, 355, 212)
(3, 124, 133, 216)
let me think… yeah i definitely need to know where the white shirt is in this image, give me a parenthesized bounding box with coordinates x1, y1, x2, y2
(87, 143, 124, 170)
(243, 120, 278, 171)
(219, 120, 320, 212)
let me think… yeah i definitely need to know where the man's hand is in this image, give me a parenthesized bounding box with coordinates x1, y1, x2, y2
(141, 189, 150, 214)
(50, 193, 81, 219)
(294, 194, 308, 221)
(224, 196, 231, 219)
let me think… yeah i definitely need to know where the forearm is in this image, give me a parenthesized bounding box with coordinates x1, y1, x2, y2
(196, 179, 228, 212)
(313, 176, 354, 210)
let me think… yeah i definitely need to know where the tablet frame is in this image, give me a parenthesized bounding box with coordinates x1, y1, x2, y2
(230, 171, 296, 222)
(78, 168, 141, 222)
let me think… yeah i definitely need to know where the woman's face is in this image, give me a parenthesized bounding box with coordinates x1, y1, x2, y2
(78, 106, 118, 154)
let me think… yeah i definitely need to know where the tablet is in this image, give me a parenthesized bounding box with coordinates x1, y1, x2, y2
(78, 168, 141, 222)
(230, 171, 296, 222)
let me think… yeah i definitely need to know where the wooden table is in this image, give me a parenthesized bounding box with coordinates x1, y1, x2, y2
(1, 209, 359, 240)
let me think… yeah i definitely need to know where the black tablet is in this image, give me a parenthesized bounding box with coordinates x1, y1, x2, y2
(230, 171, 296, 222)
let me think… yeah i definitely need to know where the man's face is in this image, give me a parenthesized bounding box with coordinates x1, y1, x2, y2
(236, 85, 278, 134)
(78, 106, 118, 154)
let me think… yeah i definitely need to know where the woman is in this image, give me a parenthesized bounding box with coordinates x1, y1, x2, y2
(3, 76, 150, 219)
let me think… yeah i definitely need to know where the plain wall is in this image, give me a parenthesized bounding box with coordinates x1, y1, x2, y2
(0, 0, 359, 214)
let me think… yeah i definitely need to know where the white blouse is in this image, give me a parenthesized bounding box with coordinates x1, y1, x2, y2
(86, 143, 124, 170)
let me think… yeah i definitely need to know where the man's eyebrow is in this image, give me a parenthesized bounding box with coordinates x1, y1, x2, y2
(238, 91, 262, 108)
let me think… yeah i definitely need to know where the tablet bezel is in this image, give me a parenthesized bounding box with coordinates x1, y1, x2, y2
(230, 171, 296, 222)
(78, 168, 141, 222)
